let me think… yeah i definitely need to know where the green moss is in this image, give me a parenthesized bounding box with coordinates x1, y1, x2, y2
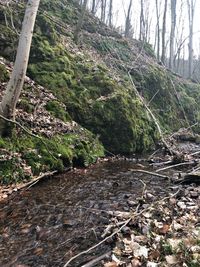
(0, 63, 9, 82)
(17, 99, 34, 113)
(0, 129, 104, 184)
(45, 100, 71, 121)
(1, 0, 200, 156)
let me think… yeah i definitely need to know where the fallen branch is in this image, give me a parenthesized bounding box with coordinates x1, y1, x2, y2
(63, 218, 132, 267)
(81, 251, 111, 267)
(63, 189, 180, 267)
(18, 171, 57, 190)
(189, 150, 200, 157)
(156, 161, 196, 173)
(130, 169, 170, 180)
(128, 72, 174, 155)
(0, 114, 57, 160)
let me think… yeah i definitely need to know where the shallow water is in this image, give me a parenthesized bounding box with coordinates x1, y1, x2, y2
(0, 160, 171, 267)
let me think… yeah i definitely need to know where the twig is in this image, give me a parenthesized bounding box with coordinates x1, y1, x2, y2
(140, 179, 147, 197)
(130, 169, 169, 180)
(156, 161, 196, 173)
(128, 73, 174, 155)
(18, 171, 57, 190)
(63, 218, 131, 267)
(81, 251, 111, 267)
(190, 165, 200, 173)
(63, 188, 181, 267)
(189, 150, 200, 157)
(147, 148, 160, 160)
(0, 114, 57, 160)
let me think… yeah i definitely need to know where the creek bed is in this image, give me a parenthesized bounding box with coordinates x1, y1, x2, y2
(0, 159, 171, 267)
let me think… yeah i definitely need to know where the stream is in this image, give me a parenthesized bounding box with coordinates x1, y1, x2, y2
(0, 159, 179, 266)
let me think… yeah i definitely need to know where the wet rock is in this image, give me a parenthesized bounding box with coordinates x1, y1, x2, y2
(177, 201, 186, 209)
(121, 226, 131, 234)
(127, 200, 138, 207)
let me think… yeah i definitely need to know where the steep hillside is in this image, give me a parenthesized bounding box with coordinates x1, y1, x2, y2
(0, 58, 104, 184)
(0, 0, 200, 156)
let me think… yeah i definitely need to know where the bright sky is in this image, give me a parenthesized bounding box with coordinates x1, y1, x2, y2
(91, 0, 200, 58)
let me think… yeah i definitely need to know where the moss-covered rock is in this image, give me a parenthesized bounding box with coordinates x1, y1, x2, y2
(0, 129, 104, 184)
(0, 0, 200, 157)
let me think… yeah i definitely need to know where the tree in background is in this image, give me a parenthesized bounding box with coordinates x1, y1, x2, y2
(155, 0, 161, 60)
(74, 0, 88, 44)
(139, 0, 145, 41)
(187, 0, 196, 79)
(0, 0, 40, 135)
(161, 0, 168, 64)
(169, 0, 177, 70)
(108, 0, 113, 28)
(125, 0, 133, 38)
(101, 0, 107, 23)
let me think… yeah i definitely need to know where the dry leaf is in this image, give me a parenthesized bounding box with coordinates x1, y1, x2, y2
(165, 255, 178, 265)
(131, 258, 142, 267)
(158, 224, 170, 234)
(104, 262, 118, 267)
(147, 262, 159, 267)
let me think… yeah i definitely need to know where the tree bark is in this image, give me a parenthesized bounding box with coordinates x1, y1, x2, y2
(0, 0, 40, 135)
(101, 0, 107, 23)
(125, 0, 133, 38)
(169, 0, 177, 70)
(155, 0, 160, 60)
(161, 0, 168, 64)
(108, 0, 113, 28)
(91, 0, 96, 14)
(187, 0, 196, 79)
(139, 0, 145, 41)
(74, 0, 88, 44)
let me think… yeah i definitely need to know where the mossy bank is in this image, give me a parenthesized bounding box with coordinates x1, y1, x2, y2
(0, 0, 200, 184)
(0, 60, 104, 184)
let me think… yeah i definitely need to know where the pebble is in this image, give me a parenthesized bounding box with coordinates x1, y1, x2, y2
(177, 201, 186, 209)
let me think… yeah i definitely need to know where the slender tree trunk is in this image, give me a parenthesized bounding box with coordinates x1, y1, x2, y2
(91, 0, 96, 14)
(101, 0, 107, 23)
(74, 0, 88, 44)
(125, 0, 133, 38)
(139, 0, 145, 41)
(108, 0, 113, 28)
(0, 0, 40, 135)
(155, 0, 160, 60)
(187, 0, 196, 79)
(161, 0, 168, 64)
(169, 0, 177, 70)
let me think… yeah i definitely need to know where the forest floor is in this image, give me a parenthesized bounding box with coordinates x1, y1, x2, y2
(0, 129, 199, 267)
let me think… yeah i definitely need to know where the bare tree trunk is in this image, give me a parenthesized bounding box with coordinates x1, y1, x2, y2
(74, 0, 88, 44)
(187, 0, 196, 79)
(125, 0, 133, 38)
(139, 0, 145, 41)
(169, 0, 177, 70)
(155, 0, 160, 60)
(161, 0, 168, 64)
(91, 0, 96, 14)
(108, 0, 113, 28)
(0, 0, 40, 135)
(101, 0, 107, 23)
